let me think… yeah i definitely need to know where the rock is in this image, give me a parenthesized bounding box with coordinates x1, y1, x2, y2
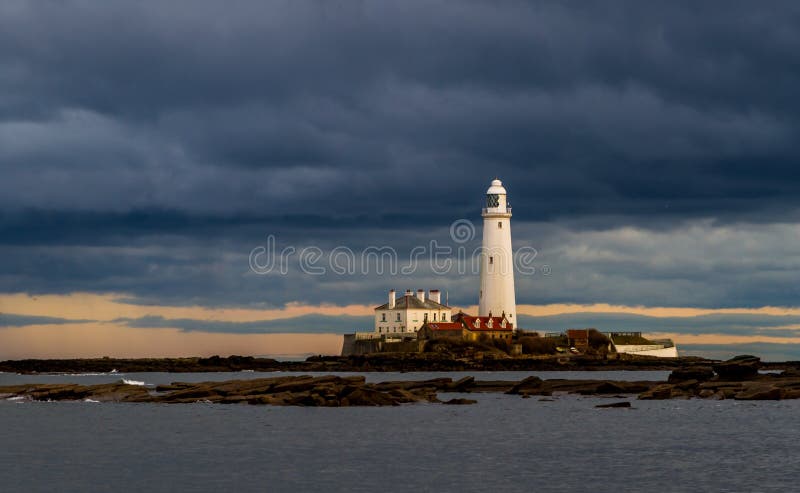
(442, 398, 477, 405)
(713, 355, 760, 381)
(780, 389, 800, 399)
(638, 384, 675, 400)
(507, 376, 543, 394)
(157, 386, 219, 403)
(668, 366, 714, 383)
(594, 381, 633, 394)
(574, 381, 640, 395)
(595, 401, 631, 408)
(447, 376, 475, 391)
(733, 385, 782, 400)
(340, 388, 399, 406)
(698, 389, 715, 398)
(674, 379, 700, 391)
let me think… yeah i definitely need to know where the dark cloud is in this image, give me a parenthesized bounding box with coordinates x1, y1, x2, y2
(2, 1, 800, 309)
(519, 312, 800, 337)
(681, 343, 800, 362)
(0, 313, 95, 327)
(114, 314, 372, 334)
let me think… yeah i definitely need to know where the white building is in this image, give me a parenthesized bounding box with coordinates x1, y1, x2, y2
(374, 289, 452, 334)
(478, 178, 517, 326)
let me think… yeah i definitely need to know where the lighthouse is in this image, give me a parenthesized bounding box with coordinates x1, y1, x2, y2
(478, 178, 517, 326)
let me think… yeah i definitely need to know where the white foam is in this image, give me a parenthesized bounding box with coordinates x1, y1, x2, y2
(122, 379, 146, 386)
(83, 398, 100, 403)
(110, 369, 119, 374)
(6, 396, 26, 401)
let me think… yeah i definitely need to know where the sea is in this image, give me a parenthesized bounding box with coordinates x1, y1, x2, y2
(2, 370, 798, 493)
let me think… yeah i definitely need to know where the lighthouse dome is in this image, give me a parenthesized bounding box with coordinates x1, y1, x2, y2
(486, 178, 507, 195)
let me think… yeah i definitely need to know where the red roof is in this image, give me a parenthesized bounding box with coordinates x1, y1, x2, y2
(427, 322, 463, 332)
(461, 315, 513, 331)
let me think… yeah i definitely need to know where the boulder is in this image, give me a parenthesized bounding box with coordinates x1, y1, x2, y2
(668, 366, 714, 383)
(713, 355, 760, 381)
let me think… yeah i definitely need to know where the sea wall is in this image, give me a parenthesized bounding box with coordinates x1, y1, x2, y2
(615, 345, 679, 358)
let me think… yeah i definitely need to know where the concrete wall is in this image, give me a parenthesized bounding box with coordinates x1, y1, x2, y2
(341, 335, 423, 356)
(614, 344, 679, 358)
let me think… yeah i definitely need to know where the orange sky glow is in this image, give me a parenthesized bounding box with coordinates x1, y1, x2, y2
(2, 292, 799, 359)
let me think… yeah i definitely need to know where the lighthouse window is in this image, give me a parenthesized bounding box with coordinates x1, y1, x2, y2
(381, 313, 386, 322)
(498, 222, 502, 229)
(489, 256, 494, 265)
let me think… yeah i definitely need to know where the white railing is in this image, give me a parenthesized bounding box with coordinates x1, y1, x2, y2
(481, 207, 512, 215)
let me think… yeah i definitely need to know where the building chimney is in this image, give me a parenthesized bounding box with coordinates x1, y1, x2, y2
(405, 289, 413, 297)
(416, 289, 425, 301)
(389, 289, 396, 309)
(429, 289, 441, 304)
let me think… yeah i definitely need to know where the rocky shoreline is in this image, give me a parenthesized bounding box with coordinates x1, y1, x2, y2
(2, 356, 799, 406)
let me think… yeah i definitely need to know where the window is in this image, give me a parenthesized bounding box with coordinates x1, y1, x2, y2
(396, 313, 401, 322)
(489, 256, 494, 265)
(433, 313, 437, 321)
(381, 313, 386, 322)
(498, 221, 502, 229)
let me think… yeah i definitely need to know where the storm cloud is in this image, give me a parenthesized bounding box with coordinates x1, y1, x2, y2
(2, 1, 800, 313)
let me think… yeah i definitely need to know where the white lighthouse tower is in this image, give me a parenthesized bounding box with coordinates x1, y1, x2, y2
(478, 178, 517, 326)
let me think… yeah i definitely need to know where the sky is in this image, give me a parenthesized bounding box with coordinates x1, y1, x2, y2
(2, 1, 800, 360)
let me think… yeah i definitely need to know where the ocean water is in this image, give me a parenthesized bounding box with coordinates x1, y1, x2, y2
(2, 371, 798, 493)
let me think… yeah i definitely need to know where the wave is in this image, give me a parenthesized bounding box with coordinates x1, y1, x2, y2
(83, 398, 100, 403)
(121, 379, 146, 386)
(6, 396, 27, 401)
